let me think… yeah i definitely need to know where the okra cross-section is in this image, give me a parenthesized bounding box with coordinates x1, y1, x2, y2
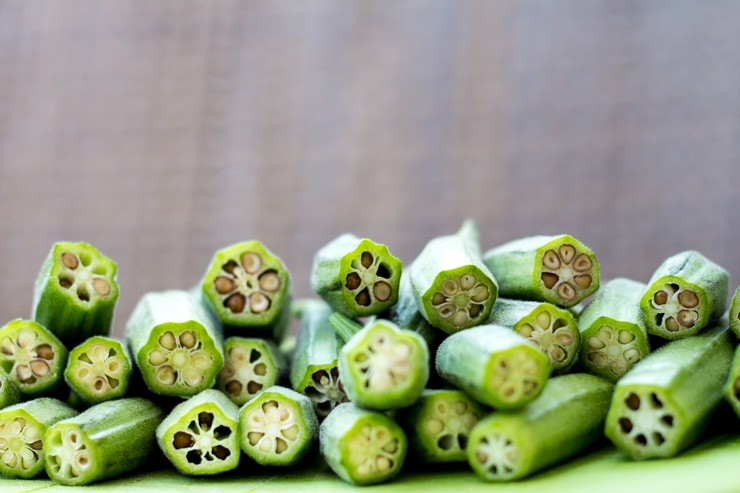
(311, 234, 402, 317)
(64, 336, 132, 405)
(640, 250, 728, 340)
(0, 398, 77, 478)
(320, 403, 408, 486)
(728, 286, 740, 339)
(605, 323, 735, 459)
(0, 368, 21, 409)
(482, 235, 599, 308)
(0, 319, 67, 397)
(436, 325, 550, 410)
(339, 319, 429, 410)
(239, 386, 318, 466)
(157, 389, 240, 475)
(33, 242, 119, 346)
(218, 337, 283, 405)
(724, 344, 740, 418)
(126, 290, 224, 397)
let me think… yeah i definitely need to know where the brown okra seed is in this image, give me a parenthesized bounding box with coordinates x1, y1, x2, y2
(215, 277, 235, 294)
(61, 253, 79, 270)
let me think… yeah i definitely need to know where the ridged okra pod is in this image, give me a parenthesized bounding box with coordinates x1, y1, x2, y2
(578, 278, 651, 382)
(467, 373, 613, 481)
(725, 345, 740, 417)
(320, 403, 407, 486)
(64, 336, 132, 405)
(0, 398, 77, 478)
(729, 286, 740, 338)
(311, 234, 402, 317)
(640, 250, 728, 339)
(0, 368, 21, 409)
(605, 323, 735, 459)
(32, 241, 119, 346)
(0, 319, 67, 397)
(482, 235, 599, 307)
(488, 298, 580, 372)
(409, 222, 498, 334)
(217, 337, 284, 405)
(436, 325, 550, 409)
(126, 290, 224, 397)
(390, 274, 446, 349)
(44, 398, 163, 485)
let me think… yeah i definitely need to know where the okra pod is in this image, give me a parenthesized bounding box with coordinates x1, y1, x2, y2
(605, 322, 735, 459)
(390, 273, 446, 350)
(0, 319, 67, 397)
(32, 241, 119, 345)
(467, 373, 613, 481)
(640, 250, 729, 339)
(217, 337, 284, 406)
(578, 278, 651, 382)
(0, 368, 21, 409)
(311, 234, 402, 317)
(320, 403, 407, 486)
(125, 290, 224, 397)
(729, 287, 740, 338)
(482, 235, 599, 307)
(435, 325, 550, 409)
(0, 398, 77, 478)
(64, 336, 132, 405)
(725, 345, 740, 418)
(44, 397, 163, 485)
(239, 385, 318, 466)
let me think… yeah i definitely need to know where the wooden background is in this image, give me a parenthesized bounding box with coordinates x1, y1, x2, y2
(1, 1, 738, 337)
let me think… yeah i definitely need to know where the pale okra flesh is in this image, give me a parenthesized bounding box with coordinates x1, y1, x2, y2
(217, 337, 283, 406)
(45, 398, 163, 485)
(339, 319, 429, 410)
(0, 319, 67, 397)
(728, 286, 740, 338)
(467, 373, 613, 481)
(605, 323, 735, 460)
(125, 290, 224, 397)
(0, 398, 77, 478)
(436, 325, 550, 410)
(311, 234, 402, 317)
(0, 368, 21, 409)
(578, 278, 650, 382)
(157, 389, 240, 475)
(488, 298, 580, 373)
(482, 235, 599, 308)
(320, 403, 407, 486)
(239, 386, 318, 466)
(33, 242, 119, 346)
(724, 345, 740, 418)
(640, 250, 729, 340)
(64, 336, 132, 405)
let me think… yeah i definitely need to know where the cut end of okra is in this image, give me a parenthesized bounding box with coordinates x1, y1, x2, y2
(337, 240, 402, 316)
(484, 346, 549, 410)
(513, 304, 580, 372)
(424, 266, 496, 333)
(301, 365, 349, 419)
(47, 243, 118, 307)
(535, 236, 599, 307)
(581, 319, 649, 382)
(0, 411, 45, 477)
(44, 423, 100, 485)
(202, 241, 290, 328)
(65, 337, 131, 405)
(641, 277, 708, 339)
(0, 319, 67, 396)
(217, 338, 281, 406)
(468, 424, 523, 481)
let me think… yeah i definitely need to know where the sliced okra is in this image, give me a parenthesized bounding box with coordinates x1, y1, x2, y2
(217, 337, 283, 406)
(339, 319, 429, 410)
(488, 298, 580, 373)
(320, 403, 407, 486)
(311, 234, 402, 317)
(725, 344, 740, 418)
(482, 235, 599, 308)
(0, 368, 21, 409)
(605, 322, 735, 459)
(125, 290, 224, 397)
(578, 278, 650, 382)
(468, 373, 613, 481)
(728, 287, 740, 338)
(44, 398, 163, 485)
(32, 242, 119, 346)
(0, 319, 67, 397)
(640, 250, 729, 340)
(64, 336, 132, 405)
(435, 325, 550, 410)
(0, 398, 77, 478)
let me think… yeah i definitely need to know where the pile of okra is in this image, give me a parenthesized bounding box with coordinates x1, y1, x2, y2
(1, 222, 739, 486)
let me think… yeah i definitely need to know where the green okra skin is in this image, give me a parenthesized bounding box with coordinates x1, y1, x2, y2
(329, 312, 363, 343)
(64, 336, 132, 405)
(0, 319, 67, 397)
(125, 290, 224, 397)
(467, 373, 613, 481)
(488, 298, 581, 373)
(32, 242, 119, 346)
(578, 278, 651, 382)
(482, 235, 600, 308)
(320, 403, 408, 486)
(397, 389, 486, 463)
(390, 274, 446, 350)
(605, 322, 735, 460)
(311, 234, 403, 318)
(217, 337, 284, 406)
(239, 385, 318, 466)
(0, 367, 21, 409)
(44, 397, 163, 485)
(640, 250, 729, 340)
(435, 325, 551, 410)
(728, 286, 740, 338)
(339, 319, 429, 410)
(724, 344, 740, 418)
(0, 398, 77, 478)
(409, 223, 498, 334)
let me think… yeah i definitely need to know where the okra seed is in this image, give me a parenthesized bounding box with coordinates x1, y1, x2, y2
(543, 250, 561, 270)
(345, 272, 362, 290)
(625, 393, 640, 410)
(557, 283, 576, 301)
(361, 252, 374, 269)
(573, 254, 593, 272)
(35, 344, 54, 359)
(518, 324, 534, 337)
(241, 253, 262, 274)
(661, 415, 674, 427)
(624, 349, 640, 362)
(588, 337, 605, 349)
(373, 281, 392, 302)
(250, 293, 270, 313)
(618, 330, 635, 344)
(654, 291, 668, 305)
(559, 245, 576, 264)
(355, 289, 371, 307)
(62, 253, 79, 270)
(678, 290, 699, 308)
(460, 274, 476, 290)
(431, 293, 446, 305)
(149, 350, 167, 365)
(214, 277, 235, 294)
(677, 310, 697, 327)
(29, 360, 49, 376)
(92, 279, 111, 296)
(258, 271, 281, 292)
(574, 275, 593, 289)
(619, 417, 633, 433)
(665, 317, 680, 332)
(59, 277, 73, 289)
(541, 273, 559, 289)
(224, 293, 246, 313)
(536, 311, 551, 329)
(159, 332, 176, 351)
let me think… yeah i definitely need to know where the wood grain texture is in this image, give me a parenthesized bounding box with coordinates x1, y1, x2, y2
(0, 1, 738, 336)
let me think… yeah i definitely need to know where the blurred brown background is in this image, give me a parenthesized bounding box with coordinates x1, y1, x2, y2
(1, 1, 738, 337)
